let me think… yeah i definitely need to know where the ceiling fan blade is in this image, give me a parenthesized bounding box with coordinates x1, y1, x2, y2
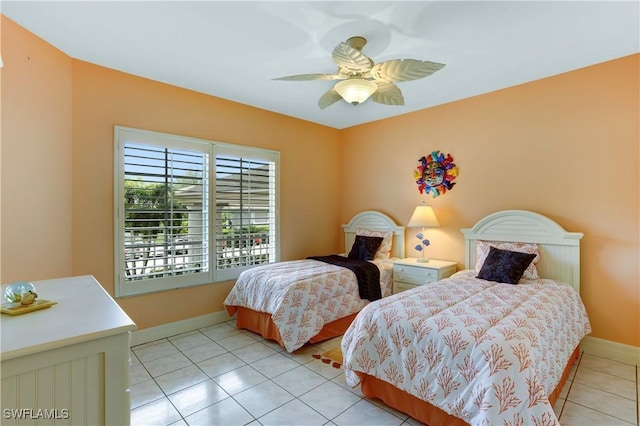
(370, 59, 445, 82)
(371, 81, 404, 106)
(273, 73, 342, 81)
(318, 88, 343, 109)
(332, 42, 373, 74)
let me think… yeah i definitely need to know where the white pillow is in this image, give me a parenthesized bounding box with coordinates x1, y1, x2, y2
(356, 228, 393, 260)
(475, 240, 540, 280)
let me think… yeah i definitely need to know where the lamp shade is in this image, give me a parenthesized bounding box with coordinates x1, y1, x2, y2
(407, 205, 439, 228)
(334, 79, 377, 105)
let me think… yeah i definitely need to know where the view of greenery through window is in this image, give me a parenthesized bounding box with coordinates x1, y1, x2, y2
(124, 179, 192, 279)
(124, 174, 273, 279)
(116, 127, 279, 296)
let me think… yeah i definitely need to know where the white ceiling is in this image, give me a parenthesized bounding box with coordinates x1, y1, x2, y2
(2, 1, 639, 129)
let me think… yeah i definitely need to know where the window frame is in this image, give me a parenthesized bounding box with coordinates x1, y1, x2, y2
(114, 126, 280, 297)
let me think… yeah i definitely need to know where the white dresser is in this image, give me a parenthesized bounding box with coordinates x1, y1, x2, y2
(393, 258, 457, 294)
(1, 275, 136, 425)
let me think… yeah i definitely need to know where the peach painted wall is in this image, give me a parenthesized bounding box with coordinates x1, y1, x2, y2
(1, 16, 73, 282)
(340, 54, 639, 347)
(70, 62, 342, 329)
(2, 15, 342, 330)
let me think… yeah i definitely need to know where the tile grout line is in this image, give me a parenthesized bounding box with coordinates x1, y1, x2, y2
(134, 328, 347, 425)
(132, 330, 233, 423)
(222, 333, 388, 424)
(562, 352, 638, 425)
(166, 333, 222, 425)
(136, 339, 200, 423)
(133, 330, 639, 426)
(192, 339, 344, 425)
(557, 350, 582, 421)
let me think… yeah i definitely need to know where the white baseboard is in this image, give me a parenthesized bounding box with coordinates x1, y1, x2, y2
(581, 336, 640, 366)
(130, 310, 232, 346)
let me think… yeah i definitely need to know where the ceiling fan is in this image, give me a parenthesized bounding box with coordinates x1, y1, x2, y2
(274, 36, 445, 109)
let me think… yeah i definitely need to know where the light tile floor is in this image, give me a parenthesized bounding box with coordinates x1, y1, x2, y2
(130, 321, 639, 426)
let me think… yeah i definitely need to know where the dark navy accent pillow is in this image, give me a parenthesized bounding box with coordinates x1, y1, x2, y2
(348, 235, 384, 261)
(477, 246, 537, 284)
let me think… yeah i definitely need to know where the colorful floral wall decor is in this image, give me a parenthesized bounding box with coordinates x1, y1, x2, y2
(415, 151, 458, 198)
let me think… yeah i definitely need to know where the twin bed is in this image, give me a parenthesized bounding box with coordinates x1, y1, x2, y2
(224, 209, 591, 425)
(343, 210, 591, 425)
(224, 211, 405, 352)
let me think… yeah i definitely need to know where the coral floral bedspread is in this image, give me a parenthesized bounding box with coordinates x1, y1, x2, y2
(342, 270, 591, 426)
(224, 259, 392, 352)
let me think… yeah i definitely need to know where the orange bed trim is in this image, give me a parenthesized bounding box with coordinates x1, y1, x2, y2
(226, 305, 358, 349)
(358, 346, 580, 426)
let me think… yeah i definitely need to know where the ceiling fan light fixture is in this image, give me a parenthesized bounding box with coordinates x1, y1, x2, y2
(275, 35, 445, 108)
(334, 78, 377, 105)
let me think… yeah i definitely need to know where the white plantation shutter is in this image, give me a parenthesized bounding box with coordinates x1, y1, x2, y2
(215, 146, 279, 281)
(115, 126, 279, 297)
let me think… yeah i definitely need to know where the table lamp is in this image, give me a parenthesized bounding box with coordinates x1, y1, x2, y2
(407, 205, 439, 262)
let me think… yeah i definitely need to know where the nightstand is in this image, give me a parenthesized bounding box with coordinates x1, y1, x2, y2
(393, 258, 457, 294)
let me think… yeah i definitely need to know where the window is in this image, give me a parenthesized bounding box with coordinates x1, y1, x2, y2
(114, 126, 280, 297)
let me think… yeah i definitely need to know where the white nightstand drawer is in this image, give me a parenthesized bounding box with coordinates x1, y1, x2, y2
(392, 258, 457, 294)
(393, 281, 421, 294)
(393, 269, 437, 285)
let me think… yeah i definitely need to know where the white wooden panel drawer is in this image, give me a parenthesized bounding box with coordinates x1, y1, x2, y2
(393, 265, 437, 284)
(391, 259, 457, 294)
(393, 281, 421, 294)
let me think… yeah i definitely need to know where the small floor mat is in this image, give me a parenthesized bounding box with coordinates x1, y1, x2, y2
(312, 346, 343, 369)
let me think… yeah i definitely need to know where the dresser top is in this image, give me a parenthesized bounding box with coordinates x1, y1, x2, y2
(1, 275, 136, 360)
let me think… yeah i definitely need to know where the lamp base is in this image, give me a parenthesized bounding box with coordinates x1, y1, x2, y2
(416, 257, 430, 263)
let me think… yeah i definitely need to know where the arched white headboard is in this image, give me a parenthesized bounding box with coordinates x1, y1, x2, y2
(342, 211, 405, 259)
(461, 210, 583, 291)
